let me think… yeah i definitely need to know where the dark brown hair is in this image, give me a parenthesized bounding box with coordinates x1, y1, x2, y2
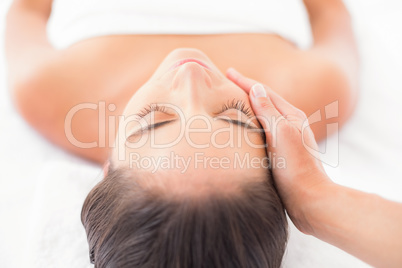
(81, 167, 288, 268)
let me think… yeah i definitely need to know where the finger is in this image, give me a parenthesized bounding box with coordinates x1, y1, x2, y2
(248, 84, 284, 148)
(249, 84, 282, 120)
(226, 67, 257, 94)
(226, 68, 286, 114)
(252, 84, 307, 132)
(263, 91, 308, 127)
(228, 68, 308, 127)
(227, 67, 280, 101)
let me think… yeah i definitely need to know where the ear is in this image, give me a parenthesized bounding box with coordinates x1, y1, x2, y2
(103, 161, 110, 177)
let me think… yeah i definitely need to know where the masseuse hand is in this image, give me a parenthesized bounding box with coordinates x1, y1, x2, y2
(226, 68, 333, 234)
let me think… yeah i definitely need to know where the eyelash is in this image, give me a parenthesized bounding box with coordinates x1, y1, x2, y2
(219, 99, 252, 117)
(135, 103, 167, 118)
(135, 99, 252, 118)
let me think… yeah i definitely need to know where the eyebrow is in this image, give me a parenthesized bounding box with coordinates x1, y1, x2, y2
(126, 118, 262, 141)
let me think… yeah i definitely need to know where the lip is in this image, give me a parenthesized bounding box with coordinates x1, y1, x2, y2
(168, 58, 211, 71)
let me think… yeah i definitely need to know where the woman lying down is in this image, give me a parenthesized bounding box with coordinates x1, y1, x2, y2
(5, 0, 402, 267)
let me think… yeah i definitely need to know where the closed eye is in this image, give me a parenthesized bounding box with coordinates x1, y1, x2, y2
(136, 99, 252, 119)
(135, 103, 173, 119)
(126, 99, 261, 142)
(215, 99, 253, 118)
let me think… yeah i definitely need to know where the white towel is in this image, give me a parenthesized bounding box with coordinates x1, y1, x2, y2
(47, 0, 312, 49)
(25, 161, 101, 268)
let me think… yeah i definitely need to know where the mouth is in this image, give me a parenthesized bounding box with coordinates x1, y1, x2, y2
(168, 58, 211, 71)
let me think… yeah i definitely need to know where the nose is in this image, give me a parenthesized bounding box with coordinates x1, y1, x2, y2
(171, 62, 212, 111)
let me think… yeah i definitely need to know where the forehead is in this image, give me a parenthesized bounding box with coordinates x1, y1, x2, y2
(127, 165, 270, 199)
(115, 131, 268, 169)
(118, 140, 270, 181)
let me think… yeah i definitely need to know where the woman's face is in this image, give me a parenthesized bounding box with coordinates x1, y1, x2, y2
(111, 48, 269, 189)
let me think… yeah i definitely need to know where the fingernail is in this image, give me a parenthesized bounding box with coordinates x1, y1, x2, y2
(252, 84, 266, 98)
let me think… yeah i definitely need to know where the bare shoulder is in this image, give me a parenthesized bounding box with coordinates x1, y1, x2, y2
(11, 50, 117, 164)
(260, 48, 358, 141)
